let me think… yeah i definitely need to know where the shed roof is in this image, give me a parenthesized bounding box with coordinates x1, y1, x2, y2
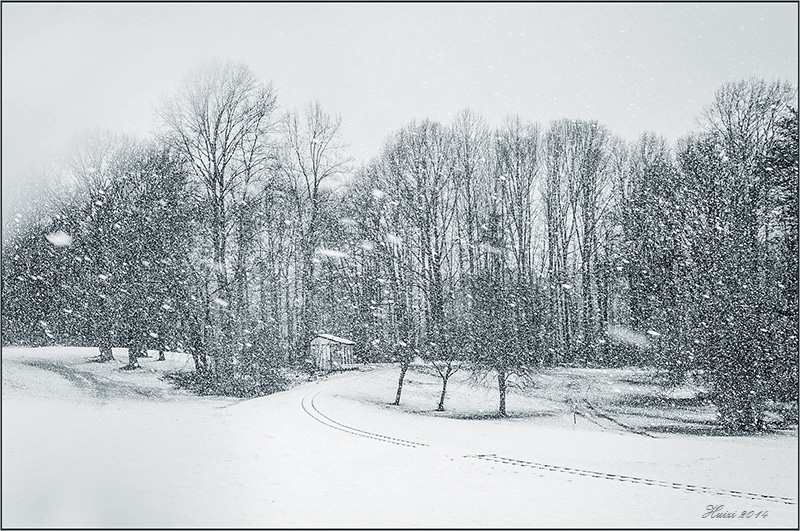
(314, 333, 355, 345)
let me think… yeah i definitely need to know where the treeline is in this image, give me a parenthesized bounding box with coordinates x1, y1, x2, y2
(2, 60, 796, 430)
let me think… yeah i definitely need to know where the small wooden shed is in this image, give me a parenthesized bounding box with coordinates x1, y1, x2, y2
(310, 333, 356, 371)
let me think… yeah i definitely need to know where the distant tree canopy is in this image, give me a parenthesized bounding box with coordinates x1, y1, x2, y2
(2, 69, 797, 428)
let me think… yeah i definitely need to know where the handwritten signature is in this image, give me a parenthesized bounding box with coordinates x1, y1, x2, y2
(703, 505, 769, 519)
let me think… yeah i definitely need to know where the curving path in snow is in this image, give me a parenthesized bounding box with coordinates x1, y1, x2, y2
(2, 347, 797, 528)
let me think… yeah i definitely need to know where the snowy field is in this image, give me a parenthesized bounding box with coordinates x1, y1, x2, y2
(2, 346, 797, 528)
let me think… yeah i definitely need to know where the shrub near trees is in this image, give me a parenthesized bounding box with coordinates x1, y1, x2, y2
(2, 66, 796, 430)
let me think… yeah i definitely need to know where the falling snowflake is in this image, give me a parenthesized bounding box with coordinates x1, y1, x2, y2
(45, 231, 72, 247)
(607, 324, 650, 349)
(386, 234, 402, 245)
(315, 248, 349, 259)
(478, 243, 504, 255)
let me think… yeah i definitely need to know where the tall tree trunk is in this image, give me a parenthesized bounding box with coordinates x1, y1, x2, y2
(498, 370, 508, 416)
(393, 357, 411, 405)
(436, 373, 449, 411)
(562, 289, 573, 363)
(123, 341, 141, 370)
(94, 336, 115, 362)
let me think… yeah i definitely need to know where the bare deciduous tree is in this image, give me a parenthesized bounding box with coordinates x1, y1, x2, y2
(159, 59, 278, 381)
(283, 102, 351, 362)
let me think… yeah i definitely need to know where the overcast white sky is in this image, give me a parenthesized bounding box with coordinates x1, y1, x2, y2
(2, 2, 798, 220)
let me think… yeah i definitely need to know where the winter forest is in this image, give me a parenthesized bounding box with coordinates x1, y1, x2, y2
(2, 61, 797, 433)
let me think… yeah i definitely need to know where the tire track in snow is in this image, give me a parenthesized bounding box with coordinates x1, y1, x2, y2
(22, 359, 171, 403)
(464, 454, 798, 506)
(579, 398, 656, 438)
(23, 359, 111, 401)
(305, 367, 798, 507)
(301, 374, 428, 449)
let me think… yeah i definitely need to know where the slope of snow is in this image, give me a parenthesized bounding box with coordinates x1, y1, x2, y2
(2, 347, 797, 528)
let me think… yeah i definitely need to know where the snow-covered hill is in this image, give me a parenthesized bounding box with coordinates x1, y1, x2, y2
(2, 347, 797, 527)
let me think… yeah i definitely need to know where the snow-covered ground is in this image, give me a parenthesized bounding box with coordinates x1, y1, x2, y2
(2, 347, 797, 527)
